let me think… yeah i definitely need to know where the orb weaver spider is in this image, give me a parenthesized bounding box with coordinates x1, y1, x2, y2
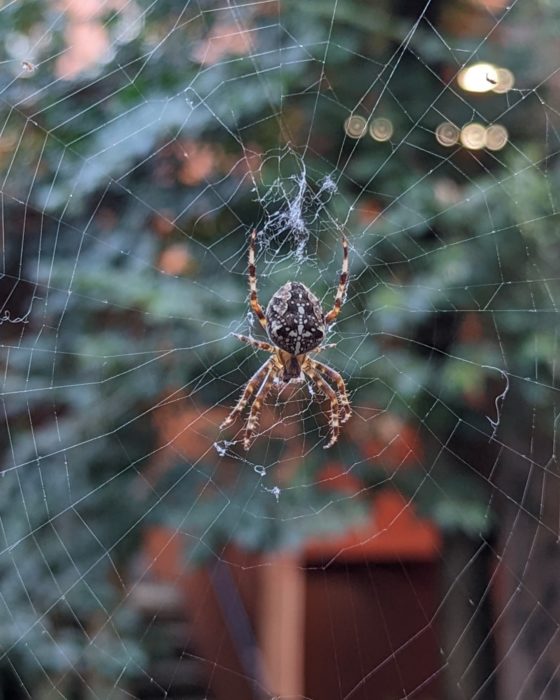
(221, 229, 351, 449)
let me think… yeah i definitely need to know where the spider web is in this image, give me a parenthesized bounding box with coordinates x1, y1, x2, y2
(1, 0, 560, 698)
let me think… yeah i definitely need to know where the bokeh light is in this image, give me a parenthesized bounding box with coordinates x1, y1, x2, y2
(457, 62, 499, 93)
(492, 67, 515, 94)
(344, 115, 367, 139)
(435, 122, 460, 147)
(460, 123, 487, 149)
(486, 124, 509, 150)
(369, 117, 394, 142)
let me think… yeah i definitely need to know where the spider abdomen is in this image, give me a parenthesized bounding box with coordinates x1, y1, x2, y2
(265, 281, 325, 355)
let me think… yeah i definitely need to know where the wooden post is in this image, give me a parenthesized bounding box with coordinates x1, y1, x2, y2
(259, 553, 306, 698)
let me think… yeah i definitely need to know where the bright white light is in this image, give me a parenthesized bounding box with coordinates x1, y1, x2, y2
(457, 63, 499, 93)
(460, 123, 486, 150)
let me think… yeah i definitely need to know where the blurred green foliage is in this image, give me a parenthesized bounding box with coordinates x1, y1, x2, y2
(1, 0, 559, 695)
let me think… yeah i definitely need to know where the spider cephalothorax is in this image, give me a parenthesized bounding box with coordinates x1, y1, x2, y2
(221, 229, 351, 449)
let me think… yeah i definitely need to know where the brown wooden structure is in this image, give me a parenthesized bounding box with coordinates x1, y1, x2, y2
(144, 490, 442, 700)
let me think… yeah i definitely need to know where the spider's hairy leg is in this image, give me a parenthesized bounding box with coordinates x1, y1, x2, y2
(233, 334, 274, 353)
(304, 366, 340, 449)
(325, 235, 349, 325)
(248, 229, 268, 331)
(306, 357, 351, 424)
(220, 359, 272, 430)
(312, 343, 337, 353)
(244, 366, 278, 450)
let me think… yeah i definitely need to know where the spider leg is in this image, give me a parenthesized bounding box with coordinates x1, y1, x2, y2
(243, 365, 279, 450)
(303, 366, 340, 449)
(312, 342, 337, 353)
(220, 358, 273, 430)
(248, 229, 268, 331)
(325, 235, 349, 325)
(304, 357, 352, 424)
(233, 333, 274, 353)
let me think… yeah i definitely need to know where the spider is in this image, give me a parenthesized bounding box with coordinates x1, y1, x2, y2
(220, 229, 351, 450)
